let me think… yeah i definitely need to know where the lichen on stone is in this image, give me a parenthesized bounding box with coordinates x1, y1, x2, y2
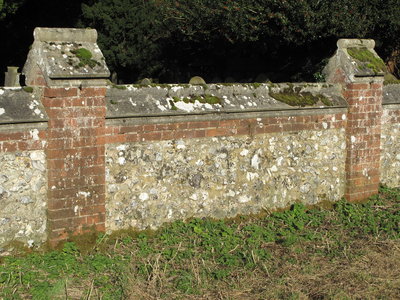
(172, 94, 222, 105)
(347, 47, 386, 74)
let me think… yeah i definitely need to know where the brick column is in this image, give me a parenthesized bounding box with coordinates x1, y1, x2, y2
(343, 81, 383, 201)
(42, 87, 106, 244)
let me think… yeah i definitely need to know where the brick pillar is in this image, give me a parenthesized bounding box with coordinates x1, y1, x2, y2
(22, 27, 110, 246)
(43, 87, 107, 244)
(343, 81, 383, 201)
(323, 39, 386, 202)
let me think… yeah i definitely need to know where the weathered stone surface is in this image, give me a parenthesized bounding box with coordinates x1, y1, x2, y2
(0, 88, 48, 124)
(0, 150, 47, 250)
(383, 85, 400, 104)
(106, 128, 346, 231)
(381, 106, 400, 187)
(106, 83, 346, 118)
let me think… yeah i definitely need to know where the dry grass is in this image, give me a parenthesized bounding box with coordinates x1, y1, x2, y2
(124, 238, 400, 300)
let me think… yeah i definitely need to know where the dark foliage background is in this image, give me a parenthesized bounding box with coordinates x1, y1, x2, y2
(1, 0, 400, 84)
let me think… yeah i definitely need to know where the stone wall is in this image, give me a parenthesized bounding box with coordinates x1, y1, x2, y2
(1, 30, 400, 248)
(381, 104, 400, 187)
(0, 87, 48, 249)
(0, 149, 47, 248)
(106, 127, 346, 231)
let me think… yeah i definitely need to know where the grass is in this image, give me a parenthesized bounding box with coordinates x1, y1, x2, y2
(0, 185, 399, 299)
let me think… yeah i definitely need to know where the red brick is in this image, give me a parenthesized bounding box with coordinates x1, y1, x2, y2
(194, 130, 206, 138)
(139, 131, 162, 141)
(48, 208, 79, 219)
(219, 120, 236, 128)
(123, 133, 138, 143)
(143, 124, 156, 131)
(236, 126, 250, 135)
(104, 134, 126, 144)
(348, 83, 370, 90)
(371, 83, 383, 89)
(208, 120, 220, 127)
(50, 217, 88, 230)
(161, 131, 175, 140)
(49, 188, 83, 200)
(2, 142, 17, 152)
(81, 165, 105, 176)
(0, 132, 25, 141)
(205, 127, 236, 137)
(86, 214, 106, 225)
(86, 97, 106, 106)
(80, 87, 107, 97)
(187, 121, 209, 129)
(94, 223, 106, 232)
(176, 123, 188, 130)
(44, 87, 78, 98)
(80, 205, 106, 216)
(48, 229, 70, 242)
(264, 124, 283, 133)
(47, 139, 73, 150)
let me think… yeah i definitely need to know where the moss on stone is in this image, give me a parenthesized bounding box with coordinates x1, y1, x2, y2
(384, 73, 400, 85)
(111, 84, 127, 90)
(71, 48, 99, 68)
(250, 83, 262, 89)
(347, 47, 386, 74)
(270, 85, 333, 107)
(22, 86, 34, 93)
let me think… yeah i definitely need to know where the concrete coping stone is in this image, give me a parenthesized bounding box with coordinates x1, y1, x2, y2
(34, 27, 97, 43)
(337, 39, 375, 50)
(23, 27, 110, 87)
(106, 82, 347, 119)
(0, 87, 48, 124)
(383, 84, 400, 104)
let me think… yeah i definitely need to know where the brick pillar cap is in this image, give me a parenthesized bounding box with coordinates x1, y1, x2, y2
(34, 27, 97, 43)
(324, 39, 385, 84)
(337, 39, 375, 50)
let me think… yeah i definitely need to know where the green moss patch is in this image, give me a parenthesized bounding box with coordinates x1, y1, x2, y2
(22, 86, 33, 93)
(347, 47, 386, 74)
(384, 73, 400, 85)
(270, 85, 333, 107)
(71, 48, 99, 68)
(110, 84, 127, 90)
